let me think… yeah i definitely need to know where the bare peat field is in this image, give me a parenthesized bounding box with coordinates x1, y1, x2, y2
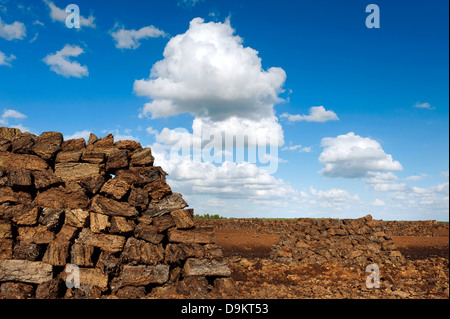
(196, 218, 449, 299)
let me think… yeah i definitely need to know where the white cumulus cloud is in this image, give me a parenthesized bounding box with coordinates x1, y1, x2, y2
(150, 117, 283, 175)
(110, 23, 167, 49)
(0, 17, 26, 40)
(134, 17, 286, 122)
(153, 117, 283, 161)
(281, 106, 339, 123)
(43, 44, 88, 78)
(319, 132, 403, 178)
(153, 150, 298, 201)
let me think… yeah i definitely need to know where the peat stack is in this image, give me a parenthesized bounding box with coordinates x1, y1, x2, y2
(0, 127, 233, 299)
(272, 215, 405, 266)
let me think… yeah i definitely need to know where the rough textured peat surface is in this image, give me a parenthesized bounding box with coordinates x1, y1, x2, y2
(0, 127, 233, 299)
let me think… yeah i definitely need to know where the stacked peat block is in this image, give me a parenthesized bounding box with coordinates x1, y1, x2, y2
(0, 127, 232, 299)
(272, 215, 405, 266)
(384, 220, 448, 237)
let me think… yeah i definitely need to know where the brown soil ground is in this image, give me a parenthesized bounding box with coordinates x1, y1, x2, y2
(216, 226, 450, 260)
(392, 235, 449, 260)
(215, 228, 279, 258)
(206, 220, 449, 299)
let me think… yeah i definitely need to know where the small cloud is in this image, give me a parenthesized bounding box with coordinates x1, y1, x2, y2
(43, 44, 88, 78)
(0, 51, 16, 67)
(29, 33, 39, 43)
(281, 106, 339, 123)
(2, 109, 27, 119)
(281, 144, 312, 153)
(319, 132, 403, 178)
(178, 0, 204, 8)
(413, 102, 435, 110)
(404, 174, 428, 181)
(0, 17, 26, 41)
(262, 153, 288, 164)
(43, 0, 95, 28)
(442, 171, 449, 179)
(0, 109, 29, 132)
(146, 127, 159, 136)
(110, 23, 167, 49)
(208, 11, 220, 20)
(34, 20, 45, 27)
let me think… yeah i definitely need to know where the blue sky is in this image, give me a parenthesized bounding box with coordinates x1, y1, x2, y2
(1, 0, 448, 220)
